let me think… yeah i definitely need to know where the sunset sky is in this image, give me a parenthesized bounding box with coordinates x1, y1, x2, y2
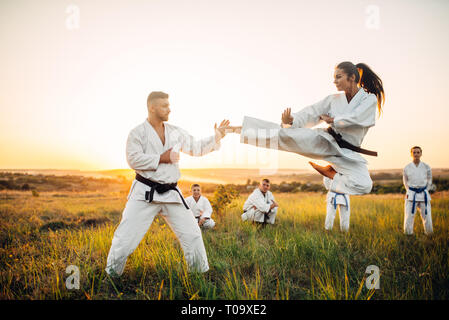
(1, 0, 448, 171)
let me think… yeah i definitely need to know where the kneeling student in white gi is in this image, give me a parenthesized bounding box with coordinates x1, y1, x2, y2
(185, 184, 216, 230)
(242, 179, 278, 225)
(323, 177, 350, 232)
(105, 91, 230, 276)
(403, 146, 433, 235)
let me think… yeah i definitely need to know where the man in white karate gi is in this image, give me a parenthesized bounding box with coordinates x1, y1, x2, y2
(323, 177, 350, 232)
(185, 184, 216, 230)
(403, 146, 433, 235)
(242, 179, 279, 225)
(105, 91, 230, 276)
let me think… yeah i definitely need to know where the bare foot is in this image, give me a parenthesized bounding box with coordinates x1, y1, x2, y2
(224, 126, 242, 134)
(309, 161, 337, 179)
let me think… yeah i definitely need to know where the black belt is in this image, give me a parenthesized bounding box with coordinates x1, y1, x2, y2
(135, 173, 190, 210)
(326, 127, 378, 157)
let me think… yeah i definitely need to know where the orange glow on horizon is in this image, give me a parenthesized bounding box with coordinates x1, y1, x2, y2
(1, 1, 448, 171)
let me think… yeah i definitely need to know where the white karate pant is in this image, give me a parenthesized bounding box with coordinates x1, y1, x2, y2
(241, 116, 372, 195)
(105, 200, 209, 276)
(404, 200, 433, 235)
(325, 201, 350, 232)
(241, 208, 277, 224)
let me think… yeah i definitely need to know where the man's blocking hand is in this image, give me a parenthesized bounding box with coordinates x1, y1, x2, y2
(159, 147, 180, 164)
(215, 119, 231, 141)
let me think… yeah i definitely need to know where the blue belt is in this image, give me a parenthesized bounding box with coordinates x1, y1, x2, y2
(409, 186, 428, 215)
(332, 193, 348, 209)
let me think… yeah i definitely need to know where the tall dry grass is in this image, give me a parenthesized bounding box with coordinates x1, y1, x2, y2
(1, 190, 448, 299)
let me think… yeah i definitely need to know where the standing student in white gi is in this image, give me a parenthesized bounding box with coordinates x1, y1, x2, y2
(227, 62, 385, 196)
(242, 179, 279, 225)
(185, 184, 216, 230)
(105, 91, 230, 276)
(323, 177, 350, 232)
(403, 146, 433, 235)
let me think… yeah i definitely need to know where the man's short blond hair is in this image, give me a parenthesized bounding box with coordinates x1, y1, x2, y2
(147, 91, 169, 106)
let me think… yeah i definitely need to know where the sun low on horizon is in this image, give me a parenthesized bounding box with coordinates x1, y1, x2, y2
(1, 0, 449, 172)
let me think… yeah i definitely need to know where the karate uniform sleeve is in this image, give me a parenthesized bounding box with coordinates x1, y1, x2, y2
(333, 94, 377, 129)
(269, 192, 278, 213)
(426, 164, 432, 190)
(248, 191, 271, 213)
(126, 129, 160, 171)
(178, 128, 221, 157)
(242, 196, 252, 212)
(185, 197, 194, 209)
(291, 95, 333, 128)
(201, 198, 213, 219)
(403, 167, 409, 191)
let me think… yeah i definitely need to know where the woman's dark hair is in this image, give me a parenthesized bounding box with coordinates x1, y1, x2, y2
(336, 61, 385, 114)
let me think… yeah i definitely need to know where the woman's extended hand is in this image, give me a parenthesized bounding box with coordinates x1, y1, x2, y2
(282, 108, 293, 125)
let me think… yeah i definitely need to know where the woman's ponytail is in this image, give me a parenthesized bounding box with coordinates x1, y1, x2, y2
(355, 63, 385, 114)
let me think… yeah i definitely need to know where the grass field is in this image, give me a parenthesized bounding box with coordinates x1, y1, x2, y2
(1, 188, 448, 300)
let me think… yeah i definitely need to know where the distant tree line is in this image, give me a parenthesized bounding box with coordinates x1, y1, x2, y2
(204, 177, 449, 196)
(2, 172, 449, 195)
(371, 177, 448, 194)
(0, 172, 125, 192)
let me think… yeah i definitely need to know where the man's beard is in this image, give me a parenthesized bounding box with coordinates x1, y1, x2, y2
(159, 114, 169, 121)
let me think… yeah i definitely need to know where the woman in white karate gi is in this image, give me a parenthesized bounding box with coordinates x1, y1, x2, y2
(105, 91, 229, 276)
(228, 62, 385, 195)
(185, 184, 216, 230)
(403, 146, 433, 235)
(323, 177, 350, 232)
